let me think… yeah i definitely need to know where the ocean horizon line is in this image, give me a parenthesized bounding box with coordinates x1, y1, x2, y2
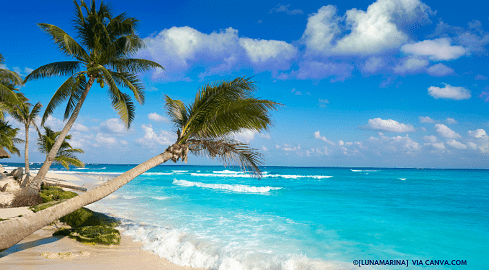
(2, 162, 488, 170)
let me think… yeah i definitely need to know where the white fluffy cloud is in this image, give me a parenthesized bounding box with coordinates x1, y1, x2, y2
(139, 26, 296, 80)
(239, 38, 297, 70)
(301, 5, 340, 54)
(234, 129, 257, 142)
(314, 131, 336, 145)
(362, 57, 385, 74)
(423, 135, 437, 143)
(420, 116, 435, 123)
(468, 129, 487, 138)
(302, 0, 431, 56)
(367, 133, 420, 153)
(72, 123, 89, 132)
(394, 56, 429, 74)
(94, 133, 118, 146)
(446, 139, 467, 149)
(368, 118, 415, 133)
(435, 124, 461, 139)
(427, 63, 455, 76)
(43, 116, 65, 130)
(135, 124, 176, 147)
(428, 83, 471, 100)
(445, 118, 457, 124)
(148, 112, 169, 123)
(400, 38, 466, 61)
(100, 118, 129, 135)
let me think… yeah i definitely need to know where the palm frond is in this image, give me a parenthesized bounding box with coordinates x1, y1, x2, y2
(0, 69, 23, 86)
(189, 138, 263, 177)
(38, 125, 84, 169)
(110, 91, 135, 128)
(24, 61, 82, 82)
(29, 102, 43, 122)
(41, 76, 77, 125)
(54, 155, 85, 170)
(64, 73, 87, 119)
(109, 58, 163, 73)
(109, 71, 144, 104)
(164, 95, 188, 129)
(0, 84, 20, 106)
(181, 77, 280, 141)
(36, 23, 89, 60)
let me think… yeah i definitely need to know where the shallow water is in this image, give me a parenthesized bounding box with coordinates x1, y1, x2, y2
(6, 163, 488, 269)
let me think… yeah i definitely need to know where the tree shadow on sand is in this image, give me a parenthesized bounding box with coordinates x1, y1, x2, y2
(0, 235, 62, 258)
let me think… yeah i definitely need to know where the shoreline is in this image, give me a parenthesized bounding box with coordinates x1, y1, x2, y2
(0, 222, 206, 270)
(0, 167, 206, 270)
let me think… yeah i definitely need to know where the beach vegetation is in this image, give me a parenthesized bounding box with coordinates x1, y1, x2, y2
(38, 185, 78, 203)
(59, 207, 120, 228)
(23, 0, 163, 191)
(38, 127, 85, 170)
(0, 77, 279, 249)
(0, 120, 23, 157)
(0, 53, 22, 108)
(54, 225, 121, 245)
(1, 93, 43, 177)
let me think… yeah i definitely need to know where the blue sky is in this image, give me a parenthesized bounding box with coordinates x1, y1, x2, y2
(1, 0, 489, 168)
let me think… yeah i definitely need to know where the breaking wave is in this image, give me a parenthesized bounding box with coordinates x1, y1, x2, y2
(172, 179, 282, 194)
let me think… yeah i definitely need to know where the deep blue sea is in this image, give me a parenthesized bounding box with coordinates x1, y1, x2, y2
(5, 163, 488, 269)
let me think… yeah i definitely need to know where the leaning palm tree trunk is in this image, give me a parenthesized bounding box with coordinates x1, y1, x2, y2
(24, 78, 94, 192)
(0, 151, 173, 251)
(24, 123, 30, 176)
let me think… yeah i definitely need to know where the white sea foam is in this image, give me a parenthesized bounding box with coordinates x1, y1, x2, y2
(351, 169, 378, 172)
(143, 172, 174, 176)
(173, 179, 282, 194)
(399, 178, 406, 181)
(172, 170, 188, 173)
(213, 170, 242, 174)
(121, 223, 345, 270)
(152, 196, 170, 200)
(191, 172, 332, 180)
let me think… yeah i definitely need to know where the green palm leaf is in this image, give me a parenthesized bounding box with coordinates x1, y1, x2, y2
(165, 77, 281, 177)
(38, 126, 84, 170)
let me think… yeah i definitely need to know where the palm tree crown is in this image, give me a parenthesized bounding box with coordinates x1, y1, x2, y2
(1, 93, 42, 175)
(0, 53, 22, 116)
(0, 120, 23, 156)
(38, 126, 84, 170)
(25, 0, 163, 127)
(23, 0, 162, 190)
(165, 77, 280, 176)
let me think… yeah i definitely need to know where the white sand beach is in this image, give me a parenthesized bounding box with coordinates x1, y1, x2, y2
(0, 168, 206, 270)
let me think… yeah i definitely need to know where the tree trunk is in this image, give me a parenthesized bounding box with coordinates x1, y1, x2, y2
(24, 77, 95, 193)
(0, 151, 173, 251)
(24, 123, 30, 176)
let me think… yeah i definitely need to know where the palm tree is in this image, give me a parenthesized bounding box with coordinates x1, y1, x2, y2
(0, 77, 280, 251)
(0, 53, 22, 119)
(23, 0, 163, 192)
(0, 120, 23, 157)
(2, 94, 43, 176)
(38, 126, 84, 170)
(0, 53, 22, 108)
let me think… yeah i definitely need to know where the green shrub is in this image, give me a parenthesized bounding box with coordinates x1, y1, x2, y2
(60, 207, 120, 228)
(69, 225, 121, 245)
(39, 185, 78, 203)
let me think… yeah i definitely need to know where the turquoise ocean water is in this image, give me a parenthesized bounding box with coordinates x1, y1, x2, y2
(5, 163, 488, 269)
